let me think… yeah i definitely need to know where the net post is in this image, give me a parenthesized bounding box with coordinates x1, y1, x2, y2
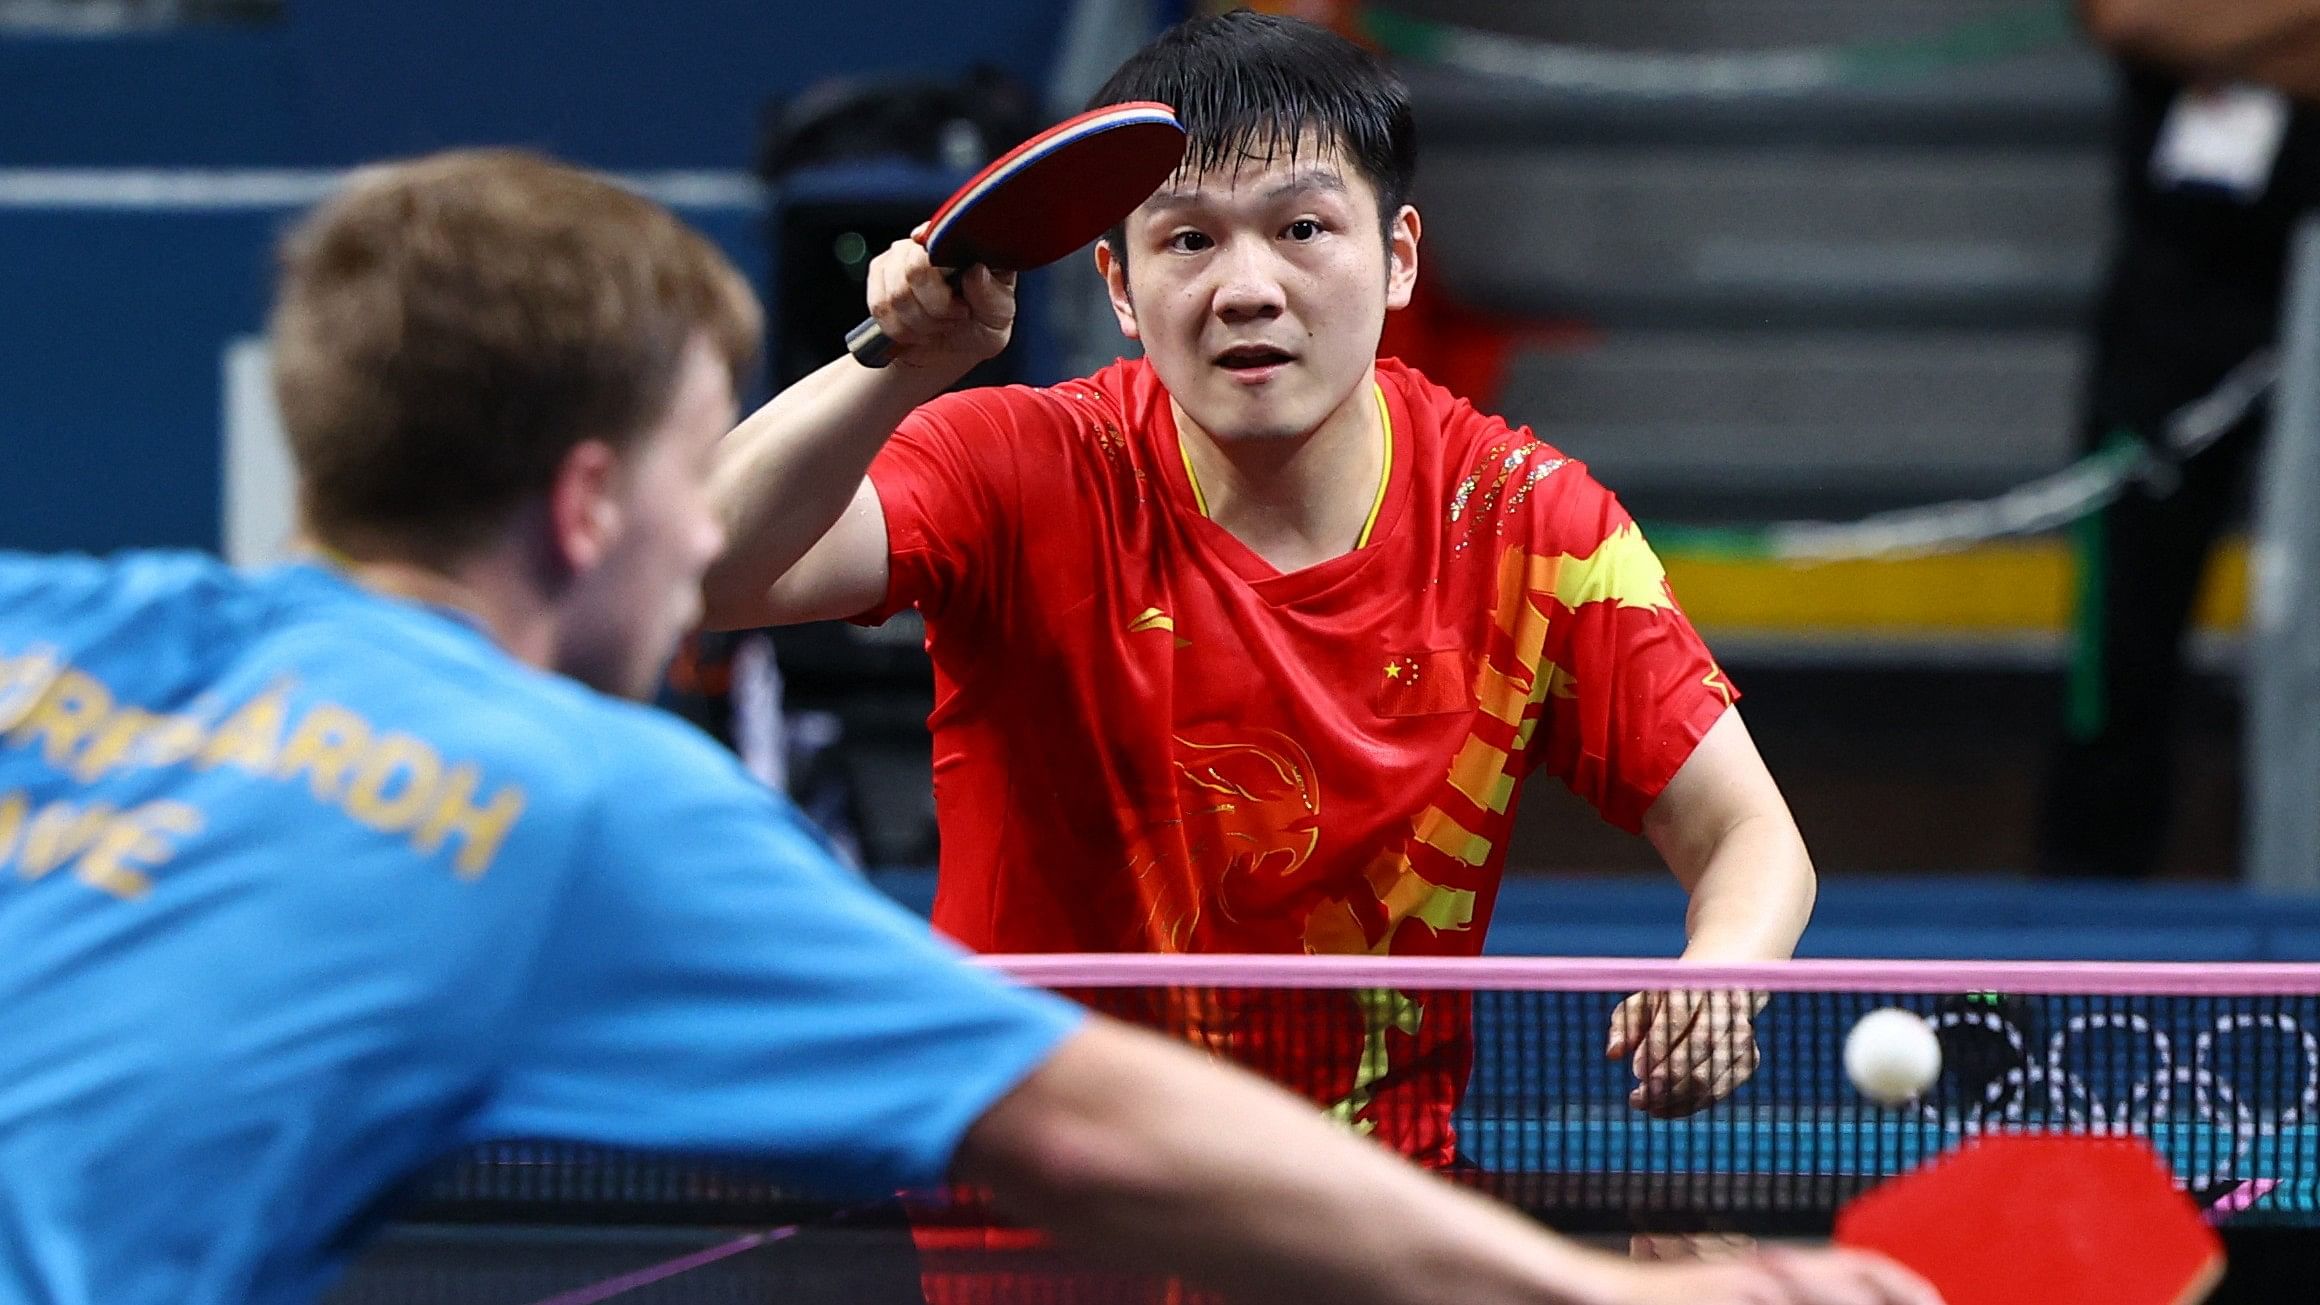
(2246, 214, 2320, 894)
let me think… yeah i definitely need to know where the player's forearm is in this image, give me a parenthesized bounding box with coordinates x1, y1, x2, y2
(2235, 28, 2320, 99)
(1676, 815, 1816, 963)
(959, 1021, 1631, 1305)
(701, 355, 942, 625)
(2082, 0, 2320, 91)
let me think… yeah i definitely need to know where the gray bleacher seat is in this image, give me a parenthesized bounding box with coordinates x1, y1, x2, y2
(1394, 0, 2117, 519)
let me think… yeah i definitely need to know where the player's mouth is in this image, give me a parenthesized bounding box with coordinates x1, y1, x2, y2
(1213, 343, 1296, 384)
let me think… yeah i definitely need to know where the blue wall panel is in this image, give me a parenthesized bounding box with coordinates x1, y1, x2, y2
(0, 32, 299, 167)
(1, 210, 277, 551)
(0, 2, 1068, 169)
(0, 2, 1053, 552)
(0, 202, 769, 553)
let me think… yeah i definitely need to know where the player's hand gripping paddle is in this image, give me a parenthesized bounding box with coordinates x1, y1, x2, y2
(1836, 1132, 2225, 1305)
(845, 101, 1185, 368)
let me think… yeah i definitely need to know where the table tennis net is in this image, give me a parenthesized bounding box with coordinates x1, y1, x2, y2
(406, 958, 2319, 1234)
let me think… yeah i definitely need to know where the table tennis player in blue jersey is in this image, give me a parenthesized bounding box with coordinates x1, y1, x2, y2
(0, 150, 1937, 1305)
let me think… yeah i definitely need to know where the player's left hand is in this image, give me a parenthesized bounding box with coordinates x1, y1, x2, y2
(1607, 988, 1766, 1118)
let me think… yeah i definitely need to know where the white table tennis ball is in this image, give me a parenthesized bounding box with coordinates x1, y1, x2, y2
(1844, 1007, 1942, 1106)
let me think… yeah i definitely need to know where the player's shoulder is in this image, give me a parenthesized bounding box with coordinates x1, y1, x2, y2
(544, 687, 836, 876)
(1049, 356, 1159, 430)
(1373, 357, 1596, 480)
(0, 550, 290, 684)
(176, 566, 731, 816)
(1377, 358, 1576, 466)
(319, 612, 799, 869)
(0, 548, 245, 627)
(564, 690, 756, 795)
(343, 618, 750, 809)
(1377, 359, 1619, 530)
(0, 546, 127, 602)
(906, 357, 1151, 455)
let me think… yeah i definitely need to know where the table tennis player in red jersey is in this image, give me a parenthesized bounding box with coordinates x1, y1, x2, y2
(706, 9, 1813, 1163)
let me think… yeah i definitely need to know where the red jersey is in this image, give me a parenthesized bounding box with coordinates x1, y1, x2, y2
(865, 358, 1732, 1163)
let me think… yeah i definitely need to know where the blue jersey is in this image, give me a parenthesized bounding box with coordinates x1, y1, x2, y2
(0, 552, 1081, 1305)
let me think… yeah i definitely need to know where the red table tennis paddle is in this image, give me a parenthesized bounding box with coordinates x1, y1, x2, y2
(1836, 1132, 2224, 1305)
(845, 100, 1185, 368)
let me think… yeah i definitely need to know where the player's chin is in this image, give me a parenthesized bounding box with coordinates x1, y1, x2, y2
(625, 640, 686, 702)
(611, 618, 697, 701)
(1194, 394, 1320, 444)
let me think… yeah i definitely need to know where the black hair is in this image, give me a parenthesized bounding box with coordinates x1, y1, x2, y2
(1088, 9, 1416, 263)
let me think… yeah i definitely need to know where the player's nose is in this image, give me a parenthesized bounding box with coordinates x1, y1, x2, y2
(1208, 240, 1287, 322)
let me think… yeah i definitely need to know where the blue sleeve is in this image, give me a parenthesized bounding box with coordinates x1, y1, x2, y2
(476, 718, 1082, 1195)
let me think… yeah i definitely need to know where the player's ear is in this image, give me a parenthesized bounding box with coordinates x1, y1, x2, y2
(1095, 239, 1140, 342)
(546, 439, 624, 575)
(1385, 205, 1420, 313)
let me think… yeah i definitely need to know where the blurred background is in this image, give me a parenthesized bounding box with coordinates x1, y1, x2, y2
(8, 0, 2320, 956)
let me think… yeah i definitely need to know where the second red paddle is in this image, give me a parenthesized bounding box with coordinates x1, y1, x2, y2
(1836, 1132, 2224, 1305)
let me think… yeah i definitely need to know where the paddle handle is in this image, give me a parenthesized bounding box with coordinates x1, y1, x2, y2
(845, 316, 897, 368)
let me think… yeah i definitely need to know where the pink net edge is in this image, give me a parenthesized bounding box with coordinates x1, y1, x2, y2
(978, 953, 2320, 996)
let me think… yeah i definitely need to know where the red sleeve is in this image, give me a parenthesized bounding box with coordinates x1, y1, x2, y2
(859, 386, 1054, 625)
(1522, 467, 1736, 833)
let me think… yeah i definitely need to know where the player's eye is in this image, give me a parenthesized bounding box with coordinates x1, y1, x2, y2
(1283, 219, 1324, 242)
(1165, 230, 1213, 254)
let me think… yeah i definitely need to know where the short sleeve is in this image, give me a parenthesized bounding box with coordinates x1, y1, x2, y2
(477, 720, 1081, 1195)
(1522, 468, 1736, 833)
(860, 387, 1048, 624)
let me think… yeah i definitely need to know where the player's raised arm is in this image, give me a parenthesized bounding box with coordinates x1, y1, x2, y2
(2078, 0, 2320, 97)
(960, 1019, 1943, 1305)
(700, 240, 1015, 629)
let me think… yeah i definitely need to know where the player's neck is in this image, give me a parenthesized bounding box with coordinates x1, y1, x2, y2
(306, 534, 559, 672)
(1171, 377, 1385, 573)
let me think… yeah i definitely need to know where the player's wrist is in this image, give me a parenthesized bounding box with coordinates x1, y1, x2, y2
(844, 346, 962, 412)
